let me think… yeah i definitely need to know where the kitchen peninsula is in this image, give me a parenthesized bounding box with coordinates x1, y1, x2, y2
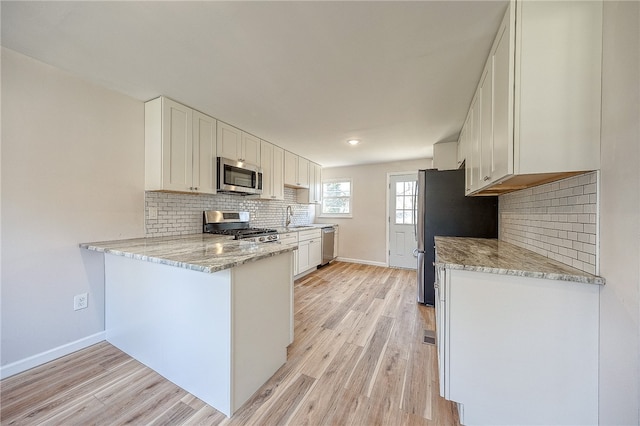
(80, 234, 295, 417)
(434, 237, 604, 426)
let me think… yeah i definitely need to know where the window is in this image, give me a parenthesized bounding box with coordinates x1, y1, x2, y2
(321, 179, 352, 217)
(395, 180, 416, 225)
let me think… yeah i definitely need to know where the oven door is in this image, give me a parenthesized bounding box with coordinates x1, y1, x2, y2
(217, 157, 263, 195)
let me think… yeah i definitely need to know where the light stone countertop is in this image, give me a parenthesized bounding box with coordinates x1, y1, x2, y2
(434, 237, 605, 285)
(80, 234, 295, 274)
(274, 223, 337, 233)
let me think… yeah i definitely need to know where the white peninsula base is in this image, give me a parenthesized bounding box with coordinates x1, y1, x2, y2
(104, 251, 293, 417)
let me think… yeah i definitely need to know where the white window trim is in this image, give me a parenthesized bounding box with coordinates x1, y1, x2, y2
(318, 178, 353, 218)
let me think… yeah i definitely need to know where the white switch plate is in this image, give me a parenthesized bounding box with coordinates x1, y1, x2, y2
(74, 293, 88, 311)
(149, 207, 158, 219)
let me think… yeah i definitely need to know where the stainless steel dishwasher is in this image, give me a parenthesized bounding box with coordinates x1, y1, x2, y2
(320, 226, 335, 266)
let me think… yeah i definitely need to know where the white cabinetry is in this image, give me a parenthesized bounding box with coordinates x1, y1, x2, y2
(297, 228, 321, 275)
(297, 162, 322, 204)
(284, 151, 310, 188)
(464, 94, 482, 195)
(435, 267, 599, 425)
(279, 232, 299, 277)
(259, 140, 284, 200)
(145, 97, 217, 194)
(433, 141, 459, 171)
(463, 0, 602, 195)
(217, 121, 260, 165)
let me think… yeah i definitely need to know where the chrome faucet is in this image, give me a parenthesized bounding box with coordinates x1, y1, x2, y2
(286, 205, 294, 227)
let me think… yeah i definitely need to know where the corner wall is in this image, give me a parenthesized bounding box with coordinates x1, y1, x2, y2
(1, 48, 145, 371)
(598, 2, 640, 423)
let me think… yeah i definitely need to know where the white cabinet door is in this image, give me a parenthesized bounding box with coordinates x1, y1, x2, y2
(309, 238, 322, 268)
(297, 162, 322, 204)
(242, 132, 261, 165)
(217, 121, 242, 161)
(272, 145, 284, 200)
(297, 156, 310, 188)
(284, 150, 298, 187)
(479, 63, 493, 186)
(192, 110, 217, 194)
(467, 93, 481, 194)
(161, 98, 193, 192)
(259, 140, 284, 200)
(297, 239, 310, 272)
(259, 140, 274, 199)
(311, 162, 322, 203)
(491, 11, 514, 184)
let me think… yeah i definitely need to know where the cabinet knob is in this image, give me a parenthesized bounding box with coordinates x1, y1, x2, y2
(483, 176, 490, 181)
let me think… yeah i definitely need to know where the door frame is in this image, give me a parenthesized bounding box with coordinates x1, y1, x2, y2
(385, 171, 418, 268)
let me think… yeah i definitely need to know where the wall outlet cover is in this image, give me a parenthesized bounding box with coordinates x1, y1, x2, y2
(74, 293, 88, 311)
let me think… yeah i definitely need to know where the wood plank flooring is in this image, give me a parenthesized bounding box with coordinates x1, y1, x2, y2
(1, 262, 460, 425)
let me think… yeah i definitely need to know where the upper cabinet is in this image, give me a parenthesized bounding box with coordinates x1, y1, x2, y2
(259, 140, 284, 200)
(146, 97, 320, 199)
(145, 97, 217, 194)
(297, 161, 322, 204)
(284, 151, 310, 188)
(217, 121, 261, 166)
(463, 0, 602, 195)
(433, 141, 459, 171)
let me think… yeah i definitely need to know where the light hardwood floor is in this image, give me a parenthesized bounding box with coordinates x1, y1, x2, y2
(1, 262, 460, 425)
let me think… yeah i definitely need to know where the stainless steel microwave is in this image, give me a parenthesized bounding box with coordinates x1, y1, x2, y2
(217, 157, 263, 195)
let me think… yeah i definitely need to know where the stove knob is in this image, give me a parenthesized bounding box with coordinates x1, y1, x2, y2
(258, 236, 265, 242)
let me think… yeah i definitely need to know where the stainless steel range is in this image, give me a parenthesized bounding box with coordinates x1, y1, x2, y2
(203, 211, 279, 243)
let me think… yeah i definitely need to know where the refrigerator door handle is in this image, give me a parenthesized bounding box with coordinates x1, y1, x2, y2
(417, 251, 425, 303)
(412, 179, 418, 242)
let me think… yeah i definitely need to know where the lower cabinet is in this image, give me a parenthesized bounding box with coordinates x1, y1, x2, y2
(296, 229, 322, 275)
(279, 232, 299, 276)
(435, 267, 599, 426)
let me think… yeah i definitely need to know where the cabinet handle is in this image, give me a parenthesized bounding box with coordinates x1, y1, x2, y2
(483, 176, 490, 181)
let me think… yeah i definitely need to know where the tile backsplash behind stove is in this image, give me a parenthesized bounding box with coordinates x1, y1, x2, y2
(145, 188, 314, 237)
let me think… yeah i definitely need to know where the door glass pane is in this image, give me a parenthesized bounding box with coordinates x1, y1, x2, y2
(394, 180, 417, 225)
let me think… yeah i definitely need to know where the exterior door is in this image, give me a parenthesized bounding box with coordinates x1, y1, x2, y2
(388, 173, 418, 269)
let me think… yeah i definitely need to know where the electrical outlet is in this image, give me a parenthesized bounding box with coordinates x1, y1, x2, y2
(149, 207, 158, 219)
(74, 293, 88, 311)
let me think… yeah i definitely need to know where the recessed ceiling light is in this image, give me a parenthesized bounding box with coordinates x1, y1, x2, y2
(347, 139, 360, 146)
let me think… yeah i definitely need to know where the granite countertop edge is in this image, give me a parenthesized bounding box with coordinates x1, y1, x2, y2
(79, 235, 295, 274)
(434, 237, 605, 286)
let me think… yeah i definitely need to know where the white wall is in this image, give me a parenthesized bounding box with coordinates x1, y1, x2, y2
(1, 48, 145, 373)
(317, 158, 432, 265)
(598, 2, 640, 424)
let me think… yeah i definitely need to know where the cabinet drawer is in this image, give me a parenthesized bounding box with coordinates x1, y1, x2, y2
(298, 229, 321, 241)
(279, 232, 298, 241)
(279, 236, 298, 247)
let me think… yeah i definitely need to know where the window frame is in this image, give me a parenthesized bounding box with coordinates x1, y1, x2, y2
(319, 178, 353, 218)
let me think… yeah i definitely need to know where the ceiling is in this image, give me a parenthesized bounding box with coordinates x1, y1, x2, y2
(1, 1, 508, 168)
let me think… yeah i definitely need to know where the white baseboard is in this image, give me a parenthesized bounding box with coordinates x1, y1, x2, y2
(336, 257, 387, 267)
(1, 331, 106, 379)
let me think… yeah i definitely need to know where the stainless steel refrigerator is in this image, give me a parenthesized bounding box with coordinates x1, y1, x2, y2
(416, 169, 498, 305)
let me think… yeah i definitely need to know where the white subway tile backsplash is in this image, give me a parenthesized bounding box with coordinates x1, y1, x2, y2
(144, 188, 314, 237)
(499, 171, 599, 274)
